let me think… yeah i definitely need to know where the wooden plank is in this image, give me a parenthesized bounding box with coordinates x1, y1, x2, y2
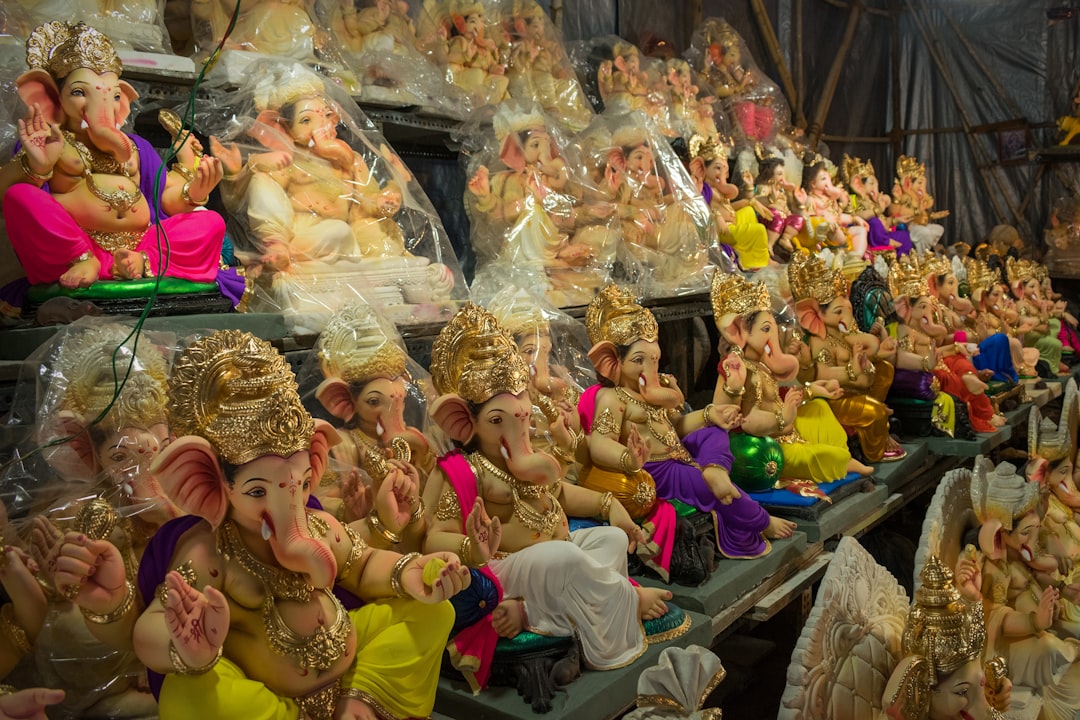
(748, 552, 833, 622)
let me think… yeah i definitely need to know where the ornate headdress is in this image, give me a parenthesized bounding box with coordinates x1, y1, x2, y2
(1005, 256, 1037, 287)
(920, 251, 951, 281)
(888, 254, 930, 299)
(316, 303, 408, 386)
(167, 330, 315, 467)
(970, 456, 1040, 531)
(711, 272, 772, 320)
(488, 288, 551, 340)
(586, 284, 658, 346)
(688, 134, 727, 164)
(787, 251, 849, 306)
(903, 556, 987, 679)
(895, 155, 925, 180)
(963, 257, 999, 300)
(26, 21, 122, 79)
(430, 304, 530, 404)
(52, 324, 169, 432)
(1028, 379, 1078, 464)
(493, 103, 547, 142)
(754, 143, 780, 163)
(840, 154, 874, 184)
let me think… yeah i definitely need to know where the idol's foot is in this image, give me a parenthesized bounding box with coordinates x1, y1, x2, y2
(111, 249, 143, 279)
(765, 515, 797, 539)
(635, 585, 672, 621)
(881, 437, 907, 462)
(59, 255, 101, 288)
(492, 597, 527, 639)
(847, 459, 875, 476)
(990, 413, 1007, 428)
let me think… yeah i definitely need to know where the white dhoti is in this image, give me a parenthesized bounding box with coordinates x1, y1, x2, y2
(489, 526, 646, 670)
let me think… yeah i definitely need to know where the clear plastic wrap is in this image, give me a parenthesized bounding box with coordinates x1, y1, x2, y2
(1044, 196, 1080, 278)
(414, 0, 511, 110)
(461, 99, 619, 308)
(577, 110, 722, 298)
(190, 0, 360, 93)
(1, 317, 178, 718)
(295, 299, 438, 514)
(685, 17, 790, 146)
(198, 61, 468, 333)
(14, 0, 173, 55)
(315, 0, 465, 115)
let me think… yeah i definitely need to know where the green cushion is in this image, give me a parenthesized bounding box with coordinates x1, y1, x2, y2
(668, 499, 699, 518)
(729, 433, 784, 493)
(986, 380, 1015, 395)
(27, 277, 219, 302)
(495, 631, 573, 655)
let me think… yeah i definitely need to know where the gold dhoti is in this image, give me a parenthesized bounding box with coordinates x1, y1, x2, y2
(578, 465, 658, 520)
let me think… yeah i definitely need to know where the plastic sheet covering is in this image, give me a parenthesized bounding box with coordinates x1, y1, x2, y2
(1045, 196, 1080, 277)
(1, 317, 178, 718)
(314, 0, 466, 116)
(196, 61, 467, 334)
(461, 99, 620, 307)
(578, 109, 724, 298)
(557, 0, 616, 43)
(484, 284, 592, 480)
(13, 0, 173, 53)
(189, 0, 360, 93)
(295, 299, 437, 516)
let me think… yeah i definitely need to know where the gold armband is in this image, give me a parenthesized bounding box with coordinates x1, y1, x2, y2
(337, 524, 367, 579)
(619, 449, 640, 475)
(181, 180, 208, 207)
(367, 511, 401, 544)
(81, 580, 135, 625)
(597, 492, 614, 520)
(16, 147, 53, 183)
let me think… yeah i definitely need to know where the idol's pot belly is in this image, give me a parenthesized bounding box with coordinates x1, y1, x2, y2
(55, 176, 152, 233)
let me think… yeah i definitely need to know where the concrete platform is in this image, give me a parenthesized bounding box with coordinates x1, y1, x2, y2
(637, 533, 810, 618)
(768, 483, 890, 543)
(924, 423, 1012, 457)
(872, 441, 931, 494)
(433, 609, 713, 720)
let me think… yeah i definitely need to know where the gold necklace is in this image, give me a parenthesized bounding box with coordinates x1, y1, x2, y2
(469, 452, 562, 535)
(64, 130, 142, 217)
(217, 520, 314, 602)
(613, 386, 680, 448)
(262, 589, 350, 671)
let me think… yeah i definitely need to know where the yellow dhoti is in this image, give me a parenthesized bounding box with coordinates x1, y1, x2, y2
(784, 398, 852, 483)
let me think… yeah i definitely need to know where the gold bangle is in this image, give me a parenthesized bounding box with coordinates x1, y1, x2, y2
(181, 180, 208, 206)
(168, 640, 222, 676)
(337, 524, 367, 579)
(619, 448, 640, 475)
(390, 552, 421, 598)
(921, 355, 931, 372)
(17, 148, 53, 182)
(408, 499, 425, 526)
(70, 251, 93, 267)
(141, 251, 154, 278)
(702, 403, 715, 427)
(803, 381, 813, 399)
(597, 492, 614, 520)
(845, 361, 858, 382)
(775, 406, 787, 433)
(459, 535, 479, 567)
(0, 604, 32, 654)
(722, 382, 745, 397)
(367, 512, 401, 544)
(81, 580, 135, 625)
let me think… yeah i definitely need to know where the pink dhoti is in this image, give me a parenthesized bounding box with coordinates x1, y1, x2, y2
(4, 184, 224, 285)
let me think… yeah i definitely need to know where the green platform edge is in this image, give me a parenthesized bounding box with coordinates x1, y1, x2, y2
(26, 278, 218, 301)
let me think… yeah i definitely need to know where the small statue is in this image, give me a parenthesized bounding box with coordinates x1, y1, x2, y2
(1055, 90, 1080, 146)
(1005, 256, 1069, 374)
(424, 303, 676, 686)
(788, 252, 906, 463)
(109, 329, 469, 720)
(882, 555, 1012, 720)
(888, 155, 949, 255)
(664, 59, 717, 140)
(1, 22, 225, 290)
(713, 273, 874, 488)
(964, 257, 1040, 378)
(581, 284, 795, 560)
(752, 146, 805, 261)
(435, 0, 510, 106)
(800, 154, 868, 258)
(687, 134, 769, 270)
(841, 154, 913, 255)
(595, 40, 652, 115)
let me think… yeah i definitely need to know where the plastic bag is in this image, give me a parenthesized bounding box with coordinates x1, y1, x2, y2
(197, 61, 467, 333)
(14, 0, 172, 55)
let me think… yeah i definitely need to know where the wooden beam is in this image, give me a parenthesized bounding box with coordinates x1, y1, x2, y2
(820, 0, 891, 17)
(749, 0, 806, 128)
(809, 0, 863, 149)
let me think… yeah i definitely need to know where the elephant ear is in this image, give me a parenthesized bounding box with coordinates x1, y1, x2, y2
(15, 70, 62, 124)
(248, 112, 295, 153)
(499, 133, 526, 173)
(150, 437, 229, 528)
(40, 411, 98, 481)
(1025, 457, 1049, 485)
(430, 394, 475, 445)
(587, 341, 621, 385)
(794, 298, 825, 338)
(309, 420, 341, 489)
(117, 80, 139, 125)
(315, 378, 356, 422)
(978, 519, 1006, 562)
(688, 157, 706, 187)
(718, 313, 748, 349)
(893, 295, 913, 323)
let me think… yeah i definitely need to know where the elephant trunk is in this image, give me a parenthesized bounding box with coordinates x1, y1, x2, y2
(311, 137, 354, 168)
(531, 364, 567, 399)
(637, 373, 684, 410)
(85, 105, 132, 165)
(266, 502, 338, 590)
(758, 339, 800, 381)
(502, 433, 561, 487)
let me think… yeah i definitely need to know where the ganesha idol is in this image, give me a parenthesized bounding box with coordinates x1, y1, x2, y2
(800, 154, 868, 258)
(787, 252, 906, 464)
(0, 22, 225, 297)
(465, 102, 617, 306)
(713, 273, 874, 492)
(214, 66, 461, 327)
(888, 155, 948, 255)
(1006, 257, 1071, 374)
(841, 154, 912, 255)
(417, 0, 509, 108)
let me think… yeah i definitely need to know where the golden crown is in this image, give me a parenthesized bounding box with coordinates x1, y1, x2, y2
(316, 304, 408, 387)
(895, 154, 925, 180)
(585, 285, 659, 347)
(753, 143, 779, 162)
(963, 257, 999, 298)
(711, 272, 772, 320)
(840, 154, 875, 184)
(1028, 380, 1077, 463)
(902, 556, 987, 680)
(488, 289, 551, 340)
(970, 457, 1040, 531)
(787, 252, 849, 306)
(26, 21, 122, 79)
(52, 324, 169, 432)
(167, 330, 314, 467)
(888, 254, 930, 299)
(688, 134, 727, 164)
(430, 304, 530, 405)
(1005, 256, 1038, 286)
(921, 251, 952, 281)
